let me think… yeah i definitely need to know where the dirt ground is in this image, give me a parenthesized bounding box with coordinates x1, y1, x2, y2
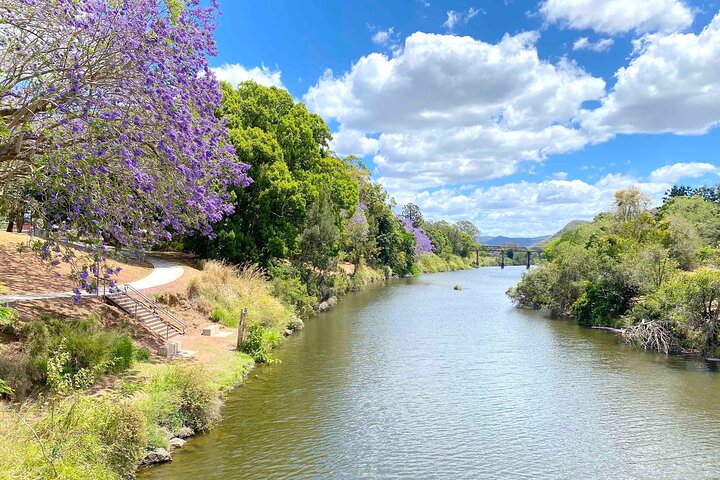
(0, 231, 152, 294)
(1, 247, 249, 395)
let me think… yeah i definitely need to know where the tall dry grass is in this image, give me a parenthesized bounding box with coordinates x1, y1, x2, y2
(188, 260, 294, 330)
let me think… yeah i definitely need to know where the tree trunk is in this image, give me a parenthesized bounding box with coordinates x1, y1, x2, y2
(6, 220, 13, 232)
(15, 212, 23, 233)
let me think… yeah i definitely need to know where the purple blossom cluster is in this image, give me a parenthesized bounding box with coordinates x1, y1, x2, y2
(3, 0, 252, 296)
(349, 203, 369, 240)
(399, 216, 434, 255)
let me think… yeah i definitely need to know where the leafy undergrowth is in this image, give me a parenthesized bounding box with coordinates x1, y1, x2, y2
(0, 354, 254, 480)
(416, 252, 474, 273)
(0, 313, 139, 400)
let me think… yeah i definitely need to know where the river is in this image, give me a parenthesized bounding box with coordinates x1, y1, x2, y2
(139, 267, 720, 479)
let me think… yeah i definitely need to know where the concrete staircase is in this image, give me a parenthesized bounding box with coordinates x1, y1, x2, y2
(106, 287, 186, 343)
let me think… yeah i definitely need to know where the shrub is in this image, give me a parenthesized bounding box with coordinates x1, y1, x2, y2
(97, 400, 148, 476)
(0, 306, 16, 335)
(2, 315, 138, 397)
(350, 258, 385, 290)
(135, 347, 151, 362)
(270, 270, 317, 319)
(286, 316, 304, 332)
(142, 364, 221, 433)
(571, 277, 637, 326)
(241, 323, 282, 363)
(0, 396, 147, 480)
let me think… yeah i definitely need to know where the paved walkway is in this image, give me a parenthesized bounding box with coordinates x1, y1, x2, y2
(0, 256, 184, 304)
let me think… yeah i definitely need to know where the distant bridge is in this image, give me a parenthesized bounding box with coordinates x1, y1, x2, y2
(474, 245, 543, 269)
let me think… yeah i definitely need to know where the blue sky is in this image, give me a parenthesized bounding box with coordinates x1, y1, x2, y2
(209, 0, 720, 236)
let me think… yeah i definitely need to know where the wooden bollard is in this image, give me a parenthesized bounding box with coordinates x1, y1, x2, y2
(236, 307, 247, 349)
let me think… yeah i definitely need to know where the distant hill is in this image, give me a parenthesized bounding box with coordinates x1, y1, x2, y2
(478, 234, 551, 247)
(531, 220, 588, 248)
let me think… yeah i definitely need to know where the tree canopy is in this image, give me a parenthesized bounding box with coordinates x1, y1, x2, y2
(509, 186, 720, 356)
(1, 0, 247, 289)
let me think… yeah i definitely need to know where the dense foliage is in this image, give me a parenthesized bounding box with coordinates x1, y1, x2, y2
(1, 0, 248, 294)
(185, 81, 482, 310)
(509, 186, 720, 356)
(0, 314, 138, 399)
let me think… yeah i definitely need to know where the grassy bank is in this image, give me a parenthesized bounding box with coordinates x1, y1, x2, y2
(0, 255, 476, 479)
(416, 252, 474, 273)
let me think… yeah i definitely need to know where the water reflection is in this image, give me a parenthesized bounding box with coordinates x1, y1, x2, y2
(140, 267, 720, 480)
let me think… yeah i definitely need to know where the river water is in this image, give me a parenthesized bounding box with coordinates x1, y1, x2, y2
(140, 267, 720, 479)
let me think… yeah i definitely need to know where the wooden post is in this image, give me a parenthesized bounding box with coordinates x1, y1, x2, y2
(236, 307, 248, 349)
(500, 250, 505, 269)
(475, 248, 479, 266)
(527, 250, 531, 269)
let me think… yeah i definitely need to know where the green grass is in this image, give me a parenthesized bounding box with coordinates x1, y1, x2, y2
(416, 253, 474, 273)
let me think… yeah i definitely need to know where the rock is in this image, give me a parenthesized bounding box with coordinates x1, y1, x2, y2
(286, 316, 304, 331)
(318, 296, 338, 312)
(123, 474, 136, 480)
(141, 448, 172, 465)
(169, 437, 187, 449)
(284, 329, 294, 336)
(175, 426, 195, 439)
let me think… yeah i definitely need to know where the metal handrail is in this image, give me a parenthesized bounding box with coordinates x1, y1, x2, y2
(121, 283, 188, 334)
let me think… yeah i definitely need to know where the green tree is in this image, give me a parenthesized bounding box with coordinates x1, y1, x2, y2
(186, 82, 358, 265)
(401, 203, 424, 228)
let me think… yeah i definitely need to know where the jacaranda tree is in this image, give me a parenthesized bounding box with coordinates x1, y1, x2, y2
(0, 0, 249, 293)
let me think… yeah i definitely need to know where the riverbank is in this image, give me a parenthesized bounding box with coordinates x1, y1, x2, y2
(0, 252, 477, 479)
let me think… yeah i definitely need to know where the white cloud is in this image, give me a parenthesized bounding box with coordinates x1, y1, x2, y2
(304, 31, 605, 192)
(401, 173, 673, 236)
(572, 37, 614, 52)
(443, 8, 483, 31)
(330, 128, 380, 157)
(582, 13, 720, 137)
(372, 27, 395, 46)
(211, 63, 284, 88)
(649, 162, 720, 183)
(541, 0, 693, 35)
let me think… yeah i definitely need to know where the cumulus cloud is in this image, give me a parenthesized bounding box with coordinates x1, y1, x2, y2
(211, 63, 284, 88)
(443, 7, 483, 31)
(401, 173, 674, 236)
(330, 128, 380, 157)
(541, 0, 693, 35)
(572, 37, 614, 52)
(649, 162, 720, 183)
(582, 13, 720, 138)
(302, 13, 720, 235)
(304, 31, 605, 192)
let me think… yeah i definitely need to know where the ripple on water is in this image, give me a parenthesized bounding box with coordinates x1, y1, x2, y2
(139, 267, 720, 480)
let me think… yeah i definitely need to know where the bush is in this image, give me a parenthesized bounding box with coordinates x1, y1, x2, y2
(0, 306, 16, 334)
(135, 347, 150, 362)
(286, 316, 304, 332)
(0, 396, 147, 480)
(270, 269, 317, 319)
(350, 258, 385, 290)
(1, 315, 138, 397)
(571, 277, 637, 326)
(98, 400, 148, 476)
(241, 323, 282, 363)
(416, 252, 473, 273)
(142, 364, 221, 434)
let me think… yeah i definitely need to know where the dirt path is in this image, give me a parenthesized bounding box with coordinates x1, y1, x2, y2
(0, 256, 184, 304)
